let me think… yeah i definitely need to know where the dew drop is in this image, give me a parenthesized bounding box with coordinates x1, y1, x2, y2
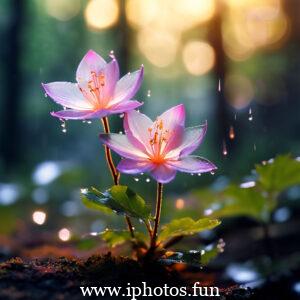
(146, 178, 150, 183)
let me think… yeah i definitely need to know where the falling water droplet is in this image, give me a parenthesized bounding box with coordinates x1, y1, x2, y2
(119, 131, 123, 134)
(197, 173, 202, 176)
(140, 172, 144, 175)
(60, 119, 67, 133)
(223, 140, 228, 156)
(234, 113, 237, 120)
(218, 78, 221, 92)
(119, 113, 124, 118)
(210, 171, 215, 175)
(146, 178, 150, 183)
(44, 93, 48, 98)
(147, 90, 151, 97)
(248, 107, 253, 121)
(134, 178, 139, 182)
(229, 126, 235, 140)
(62, 128, 67, 133)
(87, 120, 92, 124)
(253, 143, 256, 151)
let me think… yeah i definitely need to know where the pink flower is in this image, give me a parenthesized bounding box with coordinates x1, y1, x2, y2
(99, 104, 217, 183)
(42, 50, 144, 120)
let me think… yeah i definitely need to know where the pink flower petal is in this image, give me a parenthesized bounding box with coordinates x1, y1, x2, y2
(150, 164, 177, 184)
(76, 50, 106, 83)
(110, 65, 144, 106)
(42, 82, 92, 110)
(167, 156, 217, 174)
(166, 123, 207, 159)
(124, 110, 153, 155)
(158, 104, 185, 131)
(99, 133, 148, 160)
(101, 59, 120, 102)
(51, 109, 108, 120)
(117, 159, 154, 174)
(108, 100, 143, 114)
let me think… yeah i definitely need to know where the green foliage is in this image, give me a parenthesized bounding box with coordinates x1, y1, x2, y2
(196, 155, 300, 222)
(81, 185, 150, 220)
(256, 155, 300, 194)
(158, 217, 221, 242)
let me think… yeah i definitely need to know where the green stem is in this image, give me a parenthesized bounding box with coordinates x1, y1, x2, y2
(101, 117, 135, 238)
(150, 182, 163, 249)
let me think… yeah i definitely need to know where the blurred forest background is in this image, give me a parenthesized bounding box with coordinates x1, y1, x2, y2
(0, 0, 300, 272)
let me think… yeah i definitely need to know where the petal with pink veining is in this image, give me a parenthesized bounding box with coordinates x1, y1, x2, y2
(51, 109, 109, 120)
(42, 82, 93, 110)
(101, 59, 120, 102)
(117, 159, 154, 174)
(167, 156, 217, 173)
(158, 104, 185, 131)
(165, 123, 207, 159)
(124, 109, 153, 155)
(110, 66, 144, 106)
(150, 164, 177, 184)
(99, 133, 148, 160)
(76, 50, 106, 82)
(108, 100, 143, 115)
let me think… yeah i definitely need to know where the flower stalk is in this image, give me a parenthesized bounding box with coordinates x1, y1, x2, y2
(101, 117, 135, 238)
(150, 182, 163, 249)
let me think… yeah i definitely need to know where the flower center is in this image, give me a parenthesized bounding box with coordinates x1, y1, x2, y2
(148, 119, 171, 164)
(79, 71, 106, 110)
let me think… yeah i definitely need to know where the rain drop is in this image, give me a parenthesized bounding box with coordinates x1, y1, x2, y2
(223, 140, 228, 156)
(229, 126, 235, 140)
(218, 78, 221, 92)
(248, 107, 253, 121)
(248, 115, 253, 121)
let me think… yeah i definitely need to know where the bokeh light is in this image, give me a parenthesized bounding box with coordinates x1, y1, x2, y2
(84, 0, 119, 31)
(137, 28, 179, 68)
(182, 41, 215, 76)
(32, 211, 47, 225)
(225, 74, 254, 109)
(58, 228, 71, 241)
(45, 0, 81, 21)
(175, 198, 185, 210)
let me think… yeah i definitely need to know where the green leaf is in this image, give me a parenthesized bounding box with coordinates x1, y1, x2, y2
(210, 185, 266, 220)
(100, 230, 131, 247)
(81, 185, 150, 220)
(256, 155, 300, 193)
(158, 217, 221, 242)
(99, 230, 147, 248)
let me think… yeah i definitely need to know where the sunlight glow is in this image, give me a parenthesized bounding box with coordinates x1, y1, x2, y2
(45, 0, 81, 21)
(85, 0, 119, 30)
(183, 41, 215, 76)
